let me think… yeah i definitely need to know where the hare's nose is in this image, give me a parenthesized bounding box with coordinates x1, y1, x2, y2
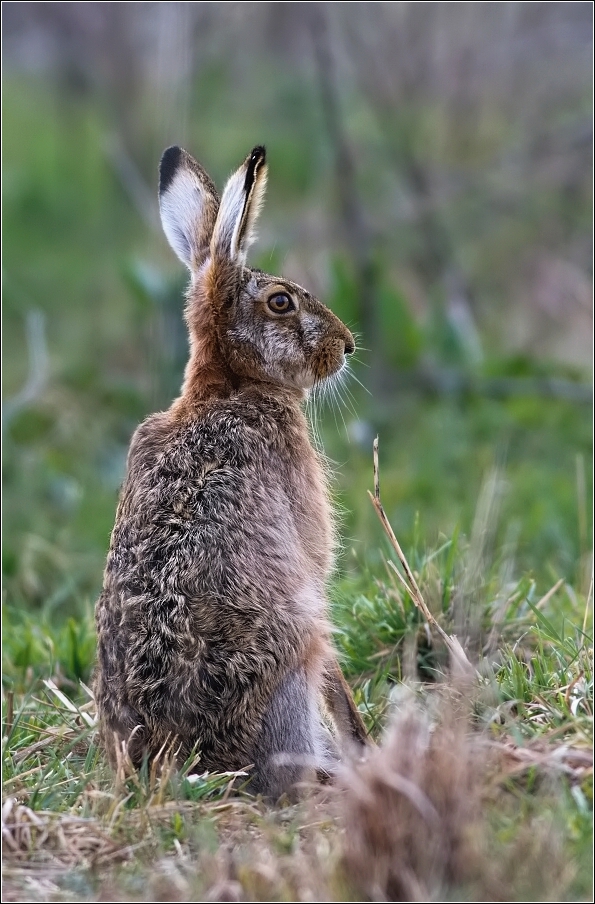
(344, 337, 355, 355)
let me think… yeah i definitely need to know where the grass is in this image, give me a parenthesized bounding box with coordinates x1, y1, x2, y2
(2, 470, 592, 901)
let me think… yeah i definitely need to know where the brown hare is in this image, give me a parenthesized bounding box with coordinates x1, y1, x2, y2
(94, 145, 368, 799)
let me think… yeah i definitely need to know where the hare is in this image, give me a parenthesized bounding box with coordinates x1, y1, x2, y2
(94, 145, 369, 799)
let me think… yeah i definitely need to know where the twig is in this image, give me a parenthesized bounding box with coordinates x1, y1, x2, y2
(3, 309, 49, 430)
(4, 691, 14, 738)
(368, 437, 475, 677)
(583, 571, 593, 637)
(104, 133, 159, 231)
(535, 578, 564, 611)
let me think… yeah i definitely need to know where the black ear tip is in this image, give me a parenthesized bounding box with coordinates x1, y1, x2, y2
(250, 145, 266, 166)
(244, 146, 267, 193)
(159, 146, 182, 194)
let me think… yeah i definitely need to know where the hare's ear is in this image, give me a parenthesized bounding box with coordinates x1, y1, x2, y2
(158, 146, 220, 271)
(211, 146, 267, 266)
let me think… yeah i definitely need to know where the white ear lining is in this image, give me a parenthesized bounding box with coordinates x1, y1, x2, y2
(213, 170, 247, 263)
(159, 169, 210, 270)
(232, 167, 267, 263)
(211, 166, 267, 266)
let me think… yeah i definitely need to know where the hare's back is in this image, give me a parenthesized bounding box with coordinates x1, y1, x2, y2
(103, 403, 314, 628)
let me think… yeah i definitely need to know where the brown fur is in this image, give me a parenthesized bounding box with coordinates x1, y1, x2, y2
(94, 145, 368, 796)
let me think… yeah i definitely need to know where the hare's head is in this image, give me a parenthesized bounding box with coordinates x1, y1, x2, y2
(159, 146, 354, 395)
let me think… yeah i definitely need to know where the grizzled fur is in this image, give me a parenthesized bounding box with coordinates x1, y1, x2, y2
(94, 144, 368, 798)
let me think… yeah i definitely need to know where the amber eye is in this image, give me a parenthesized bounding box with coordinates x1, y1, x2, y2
(267, 293, 294, 314)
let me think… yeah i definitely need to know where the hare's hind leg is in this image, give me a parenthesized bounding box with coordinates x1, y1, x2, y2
(250, 669, 335, 800)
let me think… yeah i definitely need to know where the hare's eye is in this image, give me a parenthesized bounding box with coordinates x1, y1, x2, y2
(267, 293, 294, 314)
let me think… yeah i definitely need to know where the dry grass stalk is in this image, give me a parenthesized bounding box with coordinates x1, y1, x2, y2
(493, 737, 593, 784)
(1, 797, 133, 866)
(42, 679, 96, 728)
(368, 437, 475, 677)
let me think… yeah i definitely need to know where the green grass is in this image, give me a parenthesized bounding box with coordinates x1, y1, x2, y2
(2, 502, 593, 901)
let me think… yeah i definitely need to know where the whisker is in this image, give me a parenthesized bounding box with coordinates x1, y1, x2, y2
(335, 368, 359, 420)
(342, 389, 359, 422)
(349, 372, 372, 395)
(331, 371, 352, 439)
(307, 356, 364, 444)
(341, 388, 359, 420)
(335, 382, 349, 437)
(329, 381, 342, 435)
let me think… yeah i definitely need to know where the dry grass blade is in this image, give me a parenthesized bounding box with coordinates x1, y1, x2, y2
(2, 797, 138, 868)
(42, 679, 95, 728)
(368, 437, 475, 677)
(12, 725, 78, 765)
(493, 738, 593, 784)
(78, 681, 95, 702)
(535, 577, 565, 610)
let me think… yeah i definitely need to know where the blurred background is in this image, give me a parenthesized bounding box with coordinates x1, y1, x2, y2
(2, 2, 592, 640)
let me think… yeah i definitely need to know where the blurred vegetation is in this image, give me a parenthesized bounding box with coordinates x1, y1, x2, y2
(3, 2, 592, 634)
